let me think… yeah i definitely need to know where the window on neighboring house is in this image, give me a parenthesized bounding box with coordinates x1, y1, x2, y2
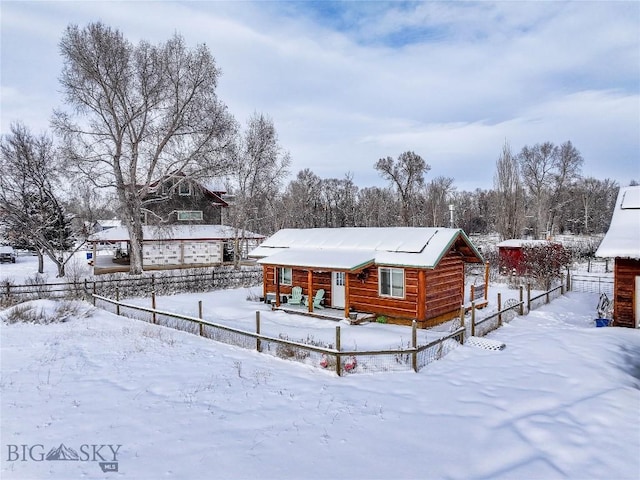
(274, 267, 292, 286)
(178, 182, 191, 196)
(177, 211, 203, 221)
(379, 267, 404, 298)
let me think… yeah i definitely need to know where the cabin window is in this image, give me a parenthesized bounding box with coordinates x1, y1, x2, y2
(379, 267, 404, 298)
(177, 211, 203, 221)
(274, 267, 292, 286)
(178, 182, 192, 196)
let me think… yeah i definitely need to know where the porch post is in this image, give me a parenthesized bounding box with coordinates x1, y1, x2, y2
(275, 267, 281, 307)
(262, 265, 268, 301)
(344, 272, 351, 319)
(484, 261, 490, 301)
(417, 270, 426, 322)
(307, 270, 314, 313)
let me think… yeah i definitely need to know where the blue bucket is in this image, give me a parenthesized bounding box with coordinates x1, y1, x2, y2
(595, 318, 610, 327)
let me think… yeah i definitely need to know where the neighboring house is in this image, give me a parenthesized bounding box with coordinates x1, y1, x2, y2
(249, 227, 485, 328)
(595, 185, 640, 328)
(143, 175, 229, 225)
(88, 225, 265, 274)
(496, 239, 560, 275)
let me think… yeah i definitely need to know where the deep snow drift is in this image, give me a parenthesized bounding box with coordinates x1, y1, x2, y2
(1, 253, 639, 479)
(1, 282, 639, 479)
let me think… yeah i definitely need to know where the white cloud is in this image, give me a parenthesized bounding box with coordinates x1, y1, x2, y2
(1, 1, 638, 189)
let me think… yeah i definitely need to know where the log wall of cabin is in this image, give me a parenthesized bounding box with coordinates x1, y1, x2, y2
(347, 267, 421, 320)
(424, 251, 465, 321)
(613, 258, 640, 328)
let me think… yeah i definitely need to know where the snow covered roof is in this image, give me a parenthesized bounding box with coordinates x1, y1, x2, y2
(497, 239, 555, 248)
(250, 227, 484, 270)
(88, 225, 265, 242)
(94, 219, 122, 229)
(596, 185, 640, 260)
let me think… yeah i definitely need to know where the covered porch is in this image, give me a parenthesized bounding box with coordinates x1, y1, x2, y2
(258, 248, 375, 320)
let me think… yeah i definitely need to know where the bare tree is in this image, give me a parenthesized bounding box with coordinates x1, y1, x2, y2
(518, 141, 583, 238)
(319, 174, 359, 227)
(227, 113, 290, 263)
(547, 141, 583, 233)
(0, 123, 81, 277)
(65, 184, 117, 236)
(375, 151, 430, 226)
(53, 22, 236, 274)
(355, 186, 398, 227)
(452, 189, 490, 235)
(493, 141, 525, 240)
(423, 176, 455, 227)
(570, 177, 618, 234)
(518, 142, 557, 238)
(281, 169, 324, 228)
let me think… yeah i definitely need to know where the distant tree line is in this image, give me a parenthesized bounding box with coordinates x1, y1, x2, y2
(237, 146, 621, 240)
(0, 21, 628, 277)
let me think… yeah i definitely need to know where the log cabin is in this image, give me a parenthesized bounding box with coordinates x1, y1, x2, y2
(249, 227, 485, 328)
(596, 185, 640, 328)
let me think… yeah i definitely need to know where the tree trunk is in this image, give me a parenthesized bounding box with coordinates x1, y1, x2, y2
(56, 259, 66, 278)
(120, 190, 144, 275)
(128, 221, 144, 275)
(37, 249, 44, 274)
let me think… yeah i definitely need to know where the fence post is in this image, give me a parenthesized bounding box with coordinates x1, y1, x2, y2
(115, 287, 120, 316)
(198, 300, 203, 337)
(566, 269, 571, 292)
(527, 284, 531, 312)
(151, 274, 155, 293)
(335, 326, 342, 377)
(497, 292, 502, 327)
(519, 286, 524, 316)
(151, 291, 157, 324)
(471, 301, 476, 337)
(459, 306, 465, 345)
(411, 320, 417, 372)
(92, 282, 96, 306)
(256, 311, 262, 352)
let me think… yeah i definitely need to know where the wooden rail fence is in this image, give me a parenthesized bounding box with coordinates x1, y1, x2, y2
(90, 290, 466, 376)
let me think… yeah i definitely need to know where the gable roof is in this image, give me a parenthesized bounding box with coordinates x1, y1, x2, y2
(147, 173, 229, 207)
(250, 227, 484, 271)
(89, 225, 265, 243)
(596, 185, 640, 260)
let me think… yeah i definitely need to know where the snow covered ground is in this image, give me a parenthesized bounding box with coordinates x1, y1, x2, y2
(1, 255, 639, 479)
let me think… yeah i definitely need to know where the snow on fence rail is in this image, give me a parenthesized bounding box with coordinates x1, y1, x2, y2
(88, 280, 568, 375)
(90, 291, 466, 375)
(468, 283, 565, 337)
(0, 266, 263, 306)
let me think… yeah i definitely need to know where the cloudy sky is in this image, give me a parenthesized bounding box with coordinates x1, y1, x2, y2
(2, 1, 639, 190)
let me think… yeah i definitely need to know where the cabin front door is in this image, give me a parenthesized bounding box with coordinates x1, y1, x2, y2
(331, 272, 346, 308)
